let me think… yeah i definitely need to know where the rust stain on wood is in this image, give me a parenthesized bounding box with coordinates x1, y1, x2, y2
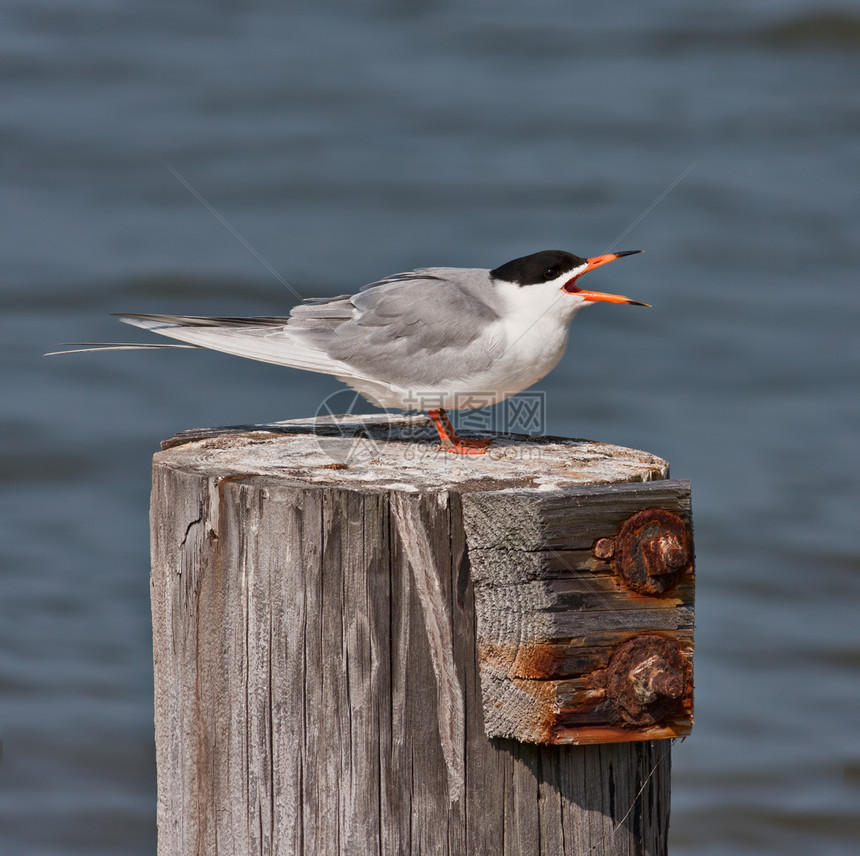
(549, 719, 693, 745)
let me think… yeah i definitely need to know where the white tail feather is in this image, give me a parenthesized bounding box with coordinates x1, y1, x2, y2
(117, 315, 368, 380)
(45, 343, 198, 356)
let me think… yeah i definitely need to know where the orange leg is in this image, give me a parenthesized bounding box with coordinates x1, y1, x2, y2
(428, 409, 492, 455)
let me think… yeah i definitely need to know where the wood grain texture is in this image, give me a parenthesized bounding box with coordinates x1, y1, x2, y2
(151, 425, 679, 855)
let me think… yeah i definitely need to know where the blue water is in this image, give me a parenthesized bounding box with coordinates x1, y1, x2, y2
(2, 1, 859, 853)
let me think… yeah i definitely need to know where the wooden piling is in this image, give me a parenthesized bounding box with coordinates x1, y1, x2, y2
(150, 416, 693, 855)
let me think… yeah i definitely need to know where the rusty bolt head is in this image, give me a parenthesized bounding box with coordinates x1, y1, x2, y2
(612, 508, 692, 595)
(606, 635, 688, 726)
(659, 535, 688, 571)
(628, 654, 684, 703)
(593, 538, 615, 560)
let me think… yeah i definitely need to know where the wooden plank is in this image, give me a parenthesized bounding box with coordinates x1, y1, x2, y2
(463, 480, 694, 745)
(462, 480, 691, 551)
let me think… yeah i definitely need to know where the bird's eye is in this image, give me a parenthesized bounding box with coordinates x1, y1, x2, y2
(544, 267, 559, 280)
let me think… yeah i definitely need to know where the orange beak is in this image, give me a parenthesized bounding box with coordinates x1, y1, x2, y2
(562, 250, 649, 306)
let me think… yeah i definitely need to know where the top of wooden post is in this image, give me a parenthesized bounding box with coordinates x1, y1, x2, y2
(156, 414, 668, 491)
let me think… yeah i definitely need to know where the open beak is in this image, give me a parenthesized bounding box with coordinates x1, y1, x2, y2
(562, 250, 650, 306)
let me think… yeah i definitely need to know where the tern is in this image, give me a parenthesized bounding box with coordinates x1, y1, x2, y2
(51, 249, 647, 454)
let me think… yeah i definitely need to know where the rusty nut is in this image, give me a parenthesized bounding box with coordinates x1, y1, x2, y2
(605, 634, 688, 726)
(611, 508, 692, 595)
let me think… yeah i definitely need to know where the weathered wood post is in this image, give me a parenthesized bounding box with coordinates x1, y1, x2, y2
(151, 416, 694, 856)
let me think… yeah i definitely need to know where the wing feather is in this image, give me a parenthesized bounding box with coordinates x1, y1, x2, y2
(324, 269, 503, 386)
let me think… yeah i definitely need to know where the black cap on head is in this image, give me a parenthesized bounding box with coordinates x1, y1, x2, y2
(490, 250, 588, 286)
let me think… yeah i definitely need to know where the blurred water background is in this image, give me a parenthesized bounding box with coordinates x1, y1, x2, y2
(2, 1, 859, 853)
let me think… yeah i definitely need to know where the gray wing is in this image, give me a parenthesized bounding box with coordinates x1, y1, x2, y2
(294, 268, 503, 387)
